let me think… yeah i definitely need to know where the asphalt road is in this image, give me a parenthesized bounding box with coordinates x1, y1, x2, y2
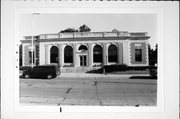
(20, 74, 157, 106)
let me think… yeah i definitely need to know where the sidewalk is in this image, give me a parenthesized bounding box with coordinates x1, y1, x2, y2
(59, 72, 150, 78)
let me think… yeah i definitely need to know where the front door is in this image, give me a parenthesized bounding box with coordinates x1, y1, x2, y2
(80, 55, 87, 66)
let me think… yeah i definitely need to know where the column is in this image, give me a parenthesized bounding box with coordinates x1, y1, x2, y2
(103, 43, 107, 66)
(73, 44, 77, 67)
(118, 43, 123, 64)
(44, 44, 48, 64)
(88, 43, 93, 67)
(58, 44, 63, 66)
(61, 44, 64, 66)
(47, 45, 51, 64)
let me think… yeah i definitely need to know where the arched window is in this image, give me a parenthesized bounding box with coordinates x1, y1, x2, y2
(64, 45, 73, 63)
(108, 44, 117, 62)
(50, 46, 59, 64)
(78, 45, 88, 51)
(93, 45, 103, 63)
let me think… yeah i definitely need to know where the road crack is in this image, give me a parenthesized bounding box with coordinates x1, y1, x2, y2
(66, 88, 72, 94)
(94, 81, 103, 106)
(58, 88, 72, 106)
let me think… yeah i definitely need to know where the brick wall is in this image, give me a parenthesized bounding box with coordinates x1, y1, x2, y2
(130, 42, 147, 65)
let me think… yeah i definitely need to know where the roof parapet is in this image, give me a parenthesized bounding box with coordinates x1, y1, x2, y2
(23, 36, 38, 40)
(24, 31, 149, 40)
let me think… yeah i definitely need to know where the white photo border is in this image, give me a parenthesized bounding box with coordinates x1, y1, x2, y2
(1, 1, 179, 119)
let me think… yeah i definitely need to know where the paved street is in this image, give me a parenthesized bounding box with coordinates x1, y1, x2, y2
(20, 73, 157, 106)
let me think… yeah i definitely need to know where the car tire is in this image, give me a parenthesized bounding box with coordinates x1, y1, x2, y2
(24, 74, 30, 79)
(47, 74, 53, 79)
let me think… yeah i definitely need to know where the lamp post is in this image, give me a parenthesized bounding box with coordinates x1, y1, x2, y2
(31, 13, 40, 68)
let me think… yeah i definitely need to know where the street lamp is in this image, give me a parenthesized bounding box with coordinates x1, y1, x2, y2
(31, 13, 40, 68)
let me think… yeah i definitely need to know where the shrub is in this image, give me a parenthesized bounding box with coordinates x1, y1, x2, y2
(87, 64, 157, 74)
(102, 65, 157, 73)
(127, 66, 157, 71)
(103, 64, 128, 73)
(149, 68, 157, 77)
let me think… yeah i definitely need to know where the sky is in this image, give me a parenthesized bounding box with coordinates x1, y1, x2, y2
(20, 14, 157, 49)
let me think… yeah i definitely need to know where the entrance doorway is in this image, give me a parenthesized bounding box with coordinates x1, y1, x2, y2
(80, 55, 87, 66)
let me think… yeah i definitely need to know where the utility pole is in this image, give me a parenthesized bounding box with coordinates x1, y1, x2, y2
(31, 13, 40, 68)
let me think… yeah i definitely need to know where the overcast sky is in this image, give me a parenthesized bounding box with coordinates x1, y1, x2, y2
(20, 14, 157, 49)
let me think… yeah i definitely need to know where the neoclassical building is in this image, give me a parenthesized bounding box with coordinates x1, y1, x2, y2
(21, 31, 150, 71)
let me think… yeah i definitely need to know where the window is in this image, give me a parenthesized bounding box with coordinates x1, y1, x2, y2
(64, 45, 73, 63)
(50, 46, 59, 63)
(108, 44, 118, 62)
(93, 45, 103, 63)
(79, 45, 88, 51)
(135, 49, 142, 62)
(29, 51, 35, 64)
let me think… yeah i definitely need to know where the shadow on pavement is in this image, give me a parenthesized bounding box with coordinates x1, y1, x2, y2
(129, 76, 157, 80)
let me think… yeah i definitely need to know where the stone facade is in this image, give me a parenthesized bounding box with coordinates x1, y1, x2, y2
(21, 31, 150, 71)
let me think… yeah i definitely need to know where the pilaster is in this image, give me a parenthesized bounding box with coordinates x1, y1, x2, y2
(44, 44, 48, 64)
(61, 44, 65, 66)
(57, 44, 63, 66)
(45, 44, 52, 64)
(88, 43, 93, 67)
(73, 44, 77, 67)
(48, 45, 52, 64)
(103, 43, 107, 65)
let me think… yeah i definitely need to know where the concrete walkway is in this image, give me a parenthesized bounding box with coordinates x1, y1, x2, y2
(59, 72, 150, 78)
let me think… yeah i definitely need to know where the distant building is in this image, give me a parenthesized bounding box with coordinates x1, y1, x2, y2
(20, 31, 150, 72)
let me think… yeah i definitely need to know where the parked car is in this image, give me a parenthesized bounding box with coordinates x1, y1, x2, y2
(20, 66, 31, 71)
(21, 65, 60, 79)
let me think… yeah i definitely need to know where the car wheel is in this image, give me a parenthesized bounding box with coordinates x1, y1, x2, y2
(24, 74, 30, 79)
(47, 74, 52, 79)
